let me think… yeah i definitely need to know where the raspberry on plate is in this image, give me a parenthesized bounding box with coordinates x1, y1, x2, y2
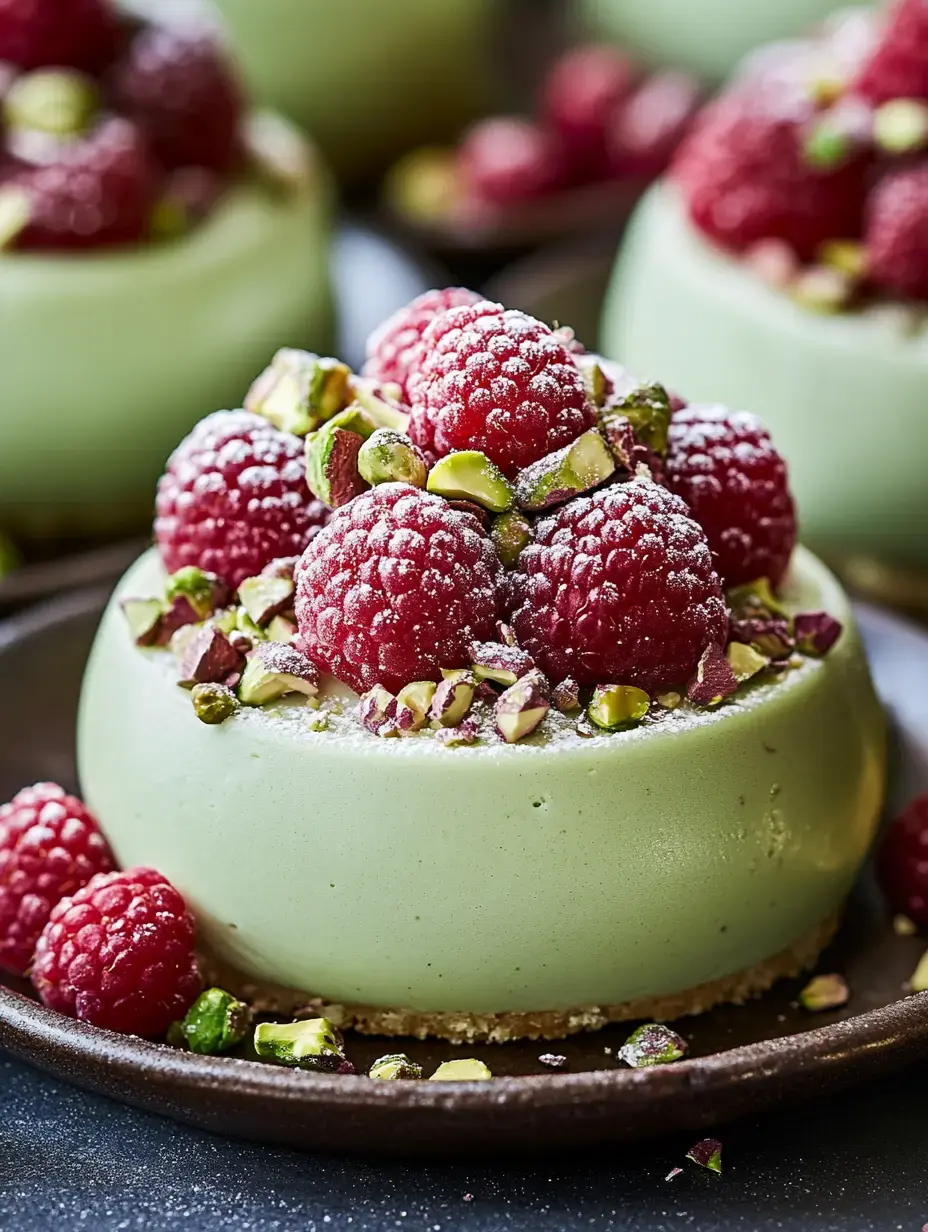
(8, 116, 155, 251)
(0, 0, 122, 73)
(155, 410, 330, 591)
(363, 287, 482, 402)
(608, 72, 702, 180)
(509, 477, 728, 690)
(0, 783, 114, 978)
(878, 792, 928, 926)
(664, 405, 797, 588)
(855, 0, 928, 105)
(408, 301, 596, 477)
(294, 483, 503, 694)
(864, 164, 928, 302)
(110, 25, 244, 175)
(672, 93, 868, 260)
(31, 867, 201, 1037)
(458, 116, 569, 206)
(541, 44, 638, 177)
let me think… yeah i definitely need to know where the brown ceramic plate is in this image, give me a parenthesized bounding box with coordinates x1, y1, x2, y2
(1, 588, 927, 1158)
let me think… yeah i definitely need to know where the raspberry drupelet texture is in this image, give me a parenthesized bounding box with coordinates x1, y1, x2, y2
(864, 165, 928, 302)
(672, 94, 868, 260)
(11, 117, 155, 251)
(294, 483, 503, 694)
(878, 792, 928, 926)
(0, 784, 114, 978)
(510, 478, 727, 691)
(155, 410, 329, 591)
(664, 405, 797, 588)
(408, 301, 596, 477)
(855, 0, 928, 105)
(31, 867, 201, 1037)
(0, 0, 121, 73)
(110, 25, 244, 174)
(363, 287, 482, 402)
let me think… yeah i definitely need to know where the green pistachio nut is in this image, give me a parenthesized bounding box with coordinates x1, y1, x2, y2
(429, 671, 476, 728)
(245, 348, 352, 437)
(514, 430, 615, 513)
(495, 669, 550, 743)
(426, 450, 514, 514)
(609, 382, 672, 457)
(726, 641, 770, 684)
(383, 145, 459, 224)
(396, 680, 437, 731)
(618, 1022, 688, 1068)
(368, 1053, 424, 1081)
(491, 509, 533, 568)
(574, 354, 609, 408)
(429, 1059, 493, 1082)
(166, 566, 225, 621)
(910, 951, 928, 993)
(171, 987, 252, 1055)
(348, 378, 412, 433)
(120, 597, 164, 647)
(253, 1017, 346, 1072)
(357, 428, 428, 488)
(266, 615, 297, 644)
(798, 973, 849, 1011)
(874, 98, 928, 155)
(819, 240, 866, 280)
(245, 111, 316, 195)
(587, 684, 649, 731)
(4, 69, 99, 138)
(305, 413, 374, 509)
(726, 578, 787, 620)
(191, 682, 239, 725)
(686, 1138, 723, 1175)
(790, 266, 853, 314)
(237, 574, 295, 627)
(238, 643, 320, 706)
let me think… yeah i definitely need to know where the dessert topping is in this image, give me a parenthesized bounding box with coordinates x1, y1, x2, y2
(798, 973, 850, 1012)
(237, 574, 295, 629)
(491, 510, 534, 568)
(368, 1054, 424, 1081)
(166, 566, 228, 622)
(878, 793, 928, 927)
(396, 681, 438, 731)
(538, 1053, 568, 1069)
(469, 642, 535, 687)
(551, 677, 581, 713)
(618, 1023, 688, 1067)
(426, 450, 515, 514)
(873, 97, 928, 155)
(305, 411, 373, 509)
(793, 611, 843, 656)
(238, 643, 319, 707)
(191, 682, 239, 725)
(687, 644, 738, 708)
(725, 642, 770, 684)
(495, 670, 551, 743)
(120, 597, 166, 647)
(429, 671, 477, 728)
(357, 429, 428, 489)
(728, 616, 794, 661)
(178, 626, 246, 689)
(363, 287, 482, 402)
(4, 68, 99, 140)
(436, 719, 479, 746)
(513, 429, 615, 513)
(253, 1017, 347, 1072)
(587, 684, 649, 731)
(359, 685, 416, 738)
(244, 349, 352, 437)
(429, 1059, 493, 1081)
(605, 382, 671, 458)
(169, 987, 251, 1055)
(686, 1138, 723, 1175)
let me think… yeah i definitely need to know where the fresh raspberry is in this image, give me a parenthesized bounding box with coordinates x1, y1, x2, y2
(608, 72, 702, 180)
(673, 93, 868, 260)
(664, 405, 796, 588)
(9, 117, 155, 251)
(0, 784, 114, 978)
(110, 26, 243, 174)
(458, 116, 568, 206)
(509, 478, 727, 690)
(31, 867, 201, 1037)
(541, 44, 638, 177)
(408, 301, 596, 477)
(878, 793, 928, 925)
(864, 165, 928, 301)
(0, 0, 122, 73)
(155, 410, 329, 591)
(363, 287, 482, 402)
(294, 483, 503, 694)
(855, 0, 928, 105)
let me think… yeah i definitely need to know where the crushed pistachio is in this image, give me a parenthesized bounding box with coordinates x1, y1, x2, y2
(618, 1023, 688, 1068)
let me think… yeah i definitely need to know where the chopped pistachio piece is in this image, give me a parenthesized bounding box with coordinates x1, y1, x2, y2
(495, 669, 550, 743)
(790, 266, 853, 314)
(799, 973, 849, 1012)
(656, 691, 682, 711)
(170, 987, 251, 1055)
(551, 677, 581, 713)
(359, 685, 416, 737)
(726, 641, 770, 684)
(587, 683, 649, 731)
(496, 621, 518, 647)
(427, 450, 514, 514)
(357, 428, 428, 488)
(728, 616, 794, 660)
(244, 348, 351, 437)
(574, 354, 608, 408)
(4, 68, 99, 138)
(607, 382, 672, 457)
(794, 611, 842, 656)
(368, 1053, 424, 1081)
(0, 186, 29, 250)
(253, 1017, 346, 1072)
(819, 240, 866, 280)
(538, 1053, 568, 1069)
(436, 718, 479, 746)
(874, 97, 928, 155)
(491, 509, 533, 568)
(687, 644, 738, 707)
(802, 117, 853, 169)
(469, 641, 534, 687)
(618, 1023, 688, 1068)
(429, 1058, 493, 1081)
(245, 110, 316, 193)
(191, 682, 239, 725)
(910, 950, 928, 993)
(396, 680, 437, 731)
(686, 1138, 723, 1175)
(266, 615, 297, 644)
(120, 597, 165, 647)
(166, 566, 227, 621)
(348, 377, 411, 432)
(383, 144, 459, 224)
(178, 626, 245, 688)
(238, 574, 295, 627)
(429, 671, 476, 728)
(894, 914, 917, 937)
(514, 429, 615, 513)
(238, 642, 319, 706)
(726, 578, 787, 620)
(305, 414, 373, 509)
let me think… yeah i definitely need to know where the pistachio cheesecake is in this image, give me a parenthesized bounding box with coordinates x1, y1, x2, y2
(70, 291, 885, 1043)
(601, 2, 928, 570)
(0, 0, 333, 540)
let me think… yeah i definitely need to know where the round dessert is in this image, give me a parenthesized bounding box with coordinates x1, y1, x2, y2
(601, 1, 928, 570)
(69, 293, 885, 1043)
(0, 0, 333, 540)
(211, 0, 495, 183)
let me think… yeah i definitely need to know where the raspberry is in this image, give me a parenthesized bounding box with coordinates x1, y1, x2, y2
(458, 116, 568, 206)
(0, 0, 121, 73)
(855, 0, 928, 105)
(878, 793, 928, 926)
(110, 26, 243, 174)
(673, 93, 868, 260)
(608, 72, 702, 180)
(509, 478, 727, 690)
(864, 165, 928, 301)
(31, 867, 201, 1037)
(363, 287, 482, 402)
(542, 44, 638, 177)
(408, 301, 596, 477)
(0, 784, 114, 978)
(10, 117, 155, 251)
(294, 483, 503, 694)
(664, 405, 796, 588)
(155, 410, 330, 591)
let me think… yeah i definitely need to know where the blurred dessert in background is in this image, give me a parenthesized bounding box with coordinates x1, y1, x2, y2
(600, 2, 928, 571)
(384, 42, 702, 252)
(0, 0, 333, 543)
(580, 0, 851, 81)
(211, 0, 497, 184)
